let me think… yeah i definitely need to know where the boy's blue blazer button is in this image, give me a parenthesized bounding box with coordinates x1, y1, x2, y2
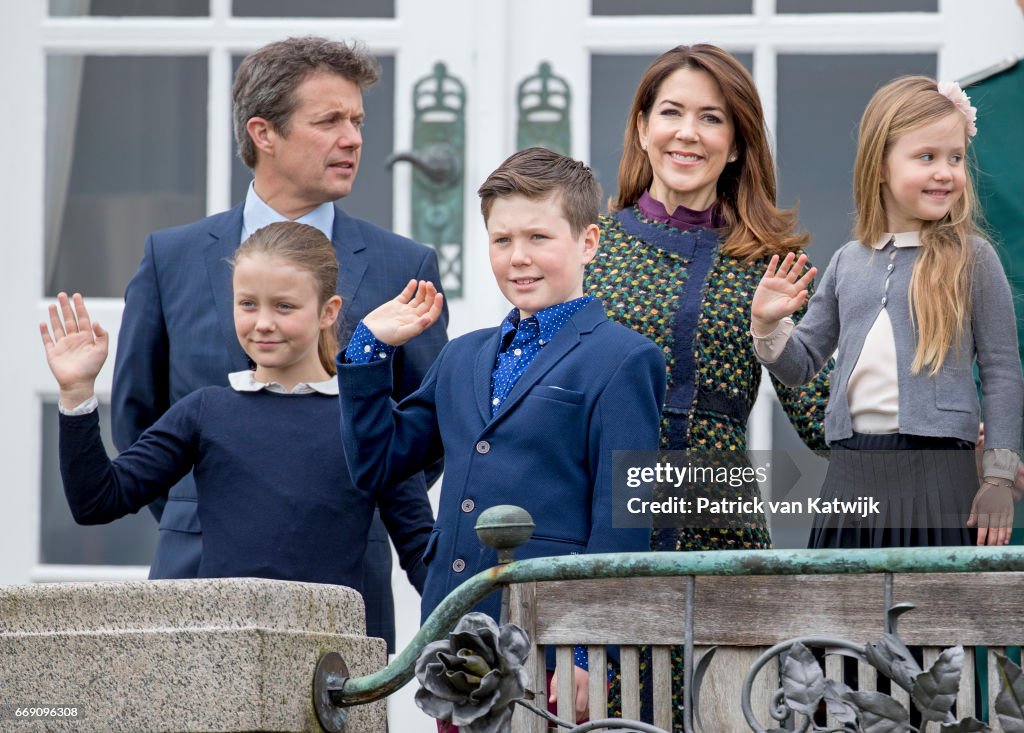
(452, 559, 466, 572)
(475, 440, 491, 454)
(461, 499, 475, 513)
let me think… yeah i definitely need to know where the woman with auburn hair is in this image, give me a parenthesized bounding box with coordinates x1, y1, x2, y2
(590, 43, 829, 536)
(586, 43, 831, 728)
(589, 42, 827, 536)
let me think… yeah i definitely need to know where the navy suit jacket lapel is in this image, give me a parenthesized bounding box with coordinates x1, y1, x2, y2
(332, 206, 369, 342)
(204, 203, 248, 366)
(473, 332, 499, 424)
(487, 300, 606, 425)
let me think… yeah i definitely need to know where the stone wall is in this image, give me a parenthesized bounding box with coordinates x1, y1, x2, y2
(0, 578, 386, 732)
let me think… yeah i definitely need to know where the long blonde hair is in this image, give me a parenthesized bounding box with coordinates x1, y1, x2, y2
(612, 44, 808, 260)
(853, 76, 978, 375)
(231, 222, 340, 376)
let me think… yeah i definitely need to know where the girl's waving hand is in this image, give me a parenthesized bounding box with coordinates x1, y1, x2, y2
(40, 292, 108, 408)
(751, 252, 817, 335)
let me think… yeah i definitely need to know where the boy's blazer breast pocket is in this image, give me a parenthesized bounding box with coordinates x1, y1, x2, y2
(529, 385, 585, 405)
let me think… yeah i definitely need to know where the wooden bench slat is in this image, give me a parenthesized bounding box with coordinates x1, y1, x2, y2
(652, 645, 673, 730)
(825, 653, 844, 729)
(531, 574, 1024, 646)
(555, 645, 575, 724)
(587, 644, 608, 722)
(620, 645, 641, 721)
(509, 582, 545, 733)
(921, 647, 940, 733)
(956, 646, 975, 725)
(533, 575, 890, 645)
(892, 682, 910, 713)
(989, 646, 1006, 733)
(697, 645, 775, 731)
(893, 575, 1024, 645)
(858, 659, 877, 693)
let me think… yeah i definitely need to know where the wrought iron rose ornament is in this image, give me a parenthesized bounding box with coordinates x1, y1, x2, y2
(414, 612, 530, 733)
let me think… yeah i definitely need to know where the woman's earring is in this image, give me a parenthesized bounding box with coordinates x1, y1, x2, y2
(728, 153, 738, 162)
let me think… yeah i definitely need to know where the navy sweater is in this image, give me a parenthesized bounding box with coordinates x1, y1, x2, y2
(59, 387, 432, 590)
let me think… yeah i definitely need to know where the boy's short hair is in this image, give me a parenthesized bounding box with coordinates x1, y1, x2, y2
(477, 147, 601, 237)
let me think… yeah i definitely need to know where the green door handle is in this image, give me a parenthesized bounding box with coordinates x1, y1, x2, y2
(389, 62, 466, 298)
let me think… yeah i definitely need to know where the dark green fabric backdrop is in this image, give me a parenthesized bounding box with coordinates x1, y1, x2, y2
(966, 59, 1024, 550)
(968, 60, 1024, 369)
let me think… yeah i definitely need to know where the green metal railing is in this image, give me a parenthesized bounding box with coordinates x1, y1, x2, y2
(326, 546, 1024, 702)
(312, 506, 1024, 731)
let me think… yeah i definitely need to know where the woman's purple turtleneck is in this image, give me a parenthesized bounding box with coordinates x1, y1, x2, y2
(637, 190, 725, 230)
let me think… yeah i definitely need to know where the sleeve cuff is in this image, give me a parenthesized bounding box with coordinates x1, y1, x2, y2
(58, 394, 99, 416)
(983, 448, 1020, 482)
(573, 645, 588, 671)
(751, 317, 795, 364)
(344, 322, 398, 365)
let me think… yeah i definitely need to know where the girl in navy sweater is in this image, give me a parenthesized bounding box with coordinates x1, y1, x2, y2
(41, 221, 432, 593)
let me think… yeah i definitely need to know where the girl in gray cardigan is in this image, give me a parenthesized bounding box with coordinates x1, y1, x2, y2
(750, 76, 1022, 549)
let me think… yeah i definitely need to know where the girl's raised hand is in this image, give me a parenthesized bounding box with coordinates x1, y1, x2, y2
(751, 253, 817, 335)
(39, 292, 109, 407)
(362, 280, 444, 348)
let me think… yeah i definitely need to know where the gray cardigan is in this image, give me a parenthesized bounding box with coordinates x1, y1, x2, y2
(762, 236, 1023, 451)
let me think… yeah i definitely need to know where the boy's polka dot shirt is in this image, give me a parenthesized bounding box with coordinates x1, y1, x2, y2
(489, 296, 593, 416)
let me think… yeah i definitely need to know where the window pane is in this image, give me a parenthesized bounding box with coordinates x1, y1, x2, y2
(45, 55, 207, 297)
(50, 0, 208, 16)
(40, 402, 158, 566)
(592, 0, 752, 14)
(776, 53, 937, 266)
(232, 0, 394, 17)
(230, 55, 395, 231)
(778, 0, 936, 11)
(589, 53, 752, 207)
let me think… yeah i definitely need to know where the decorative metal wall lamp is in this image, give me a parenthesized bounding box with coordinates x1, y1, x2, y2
(388, 62, 466, 298)
(516, 61, 572, 155)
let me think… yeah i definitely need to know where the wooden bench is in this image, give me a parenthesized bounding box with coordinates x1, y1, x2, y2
(509, 571, 1024, 732)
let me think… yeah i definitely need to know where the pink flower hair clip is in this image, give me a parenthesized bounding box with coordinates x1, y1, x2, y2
(937, 80, 978, 139)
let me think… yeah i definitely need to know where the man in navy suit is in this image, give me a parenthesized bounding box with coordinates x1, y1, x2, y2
(111, 36, 447, 651)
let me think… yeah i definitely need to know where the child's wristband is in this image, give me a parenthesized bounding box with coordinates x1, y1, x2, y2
(57, 394, 99, 416)
(344, 321, 397, 365)
(751, 317, 794, 364)
(573, 645, 588, 671)
(982, 448, 1019, 482)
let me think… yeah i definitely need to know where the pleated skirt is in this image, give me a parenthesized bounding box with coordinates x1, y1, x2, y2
(808, 432, 977, 548)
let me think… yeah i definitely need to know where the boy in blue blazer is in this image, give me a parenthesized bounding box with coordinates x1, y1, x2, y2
(337, 147, 665, 716)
